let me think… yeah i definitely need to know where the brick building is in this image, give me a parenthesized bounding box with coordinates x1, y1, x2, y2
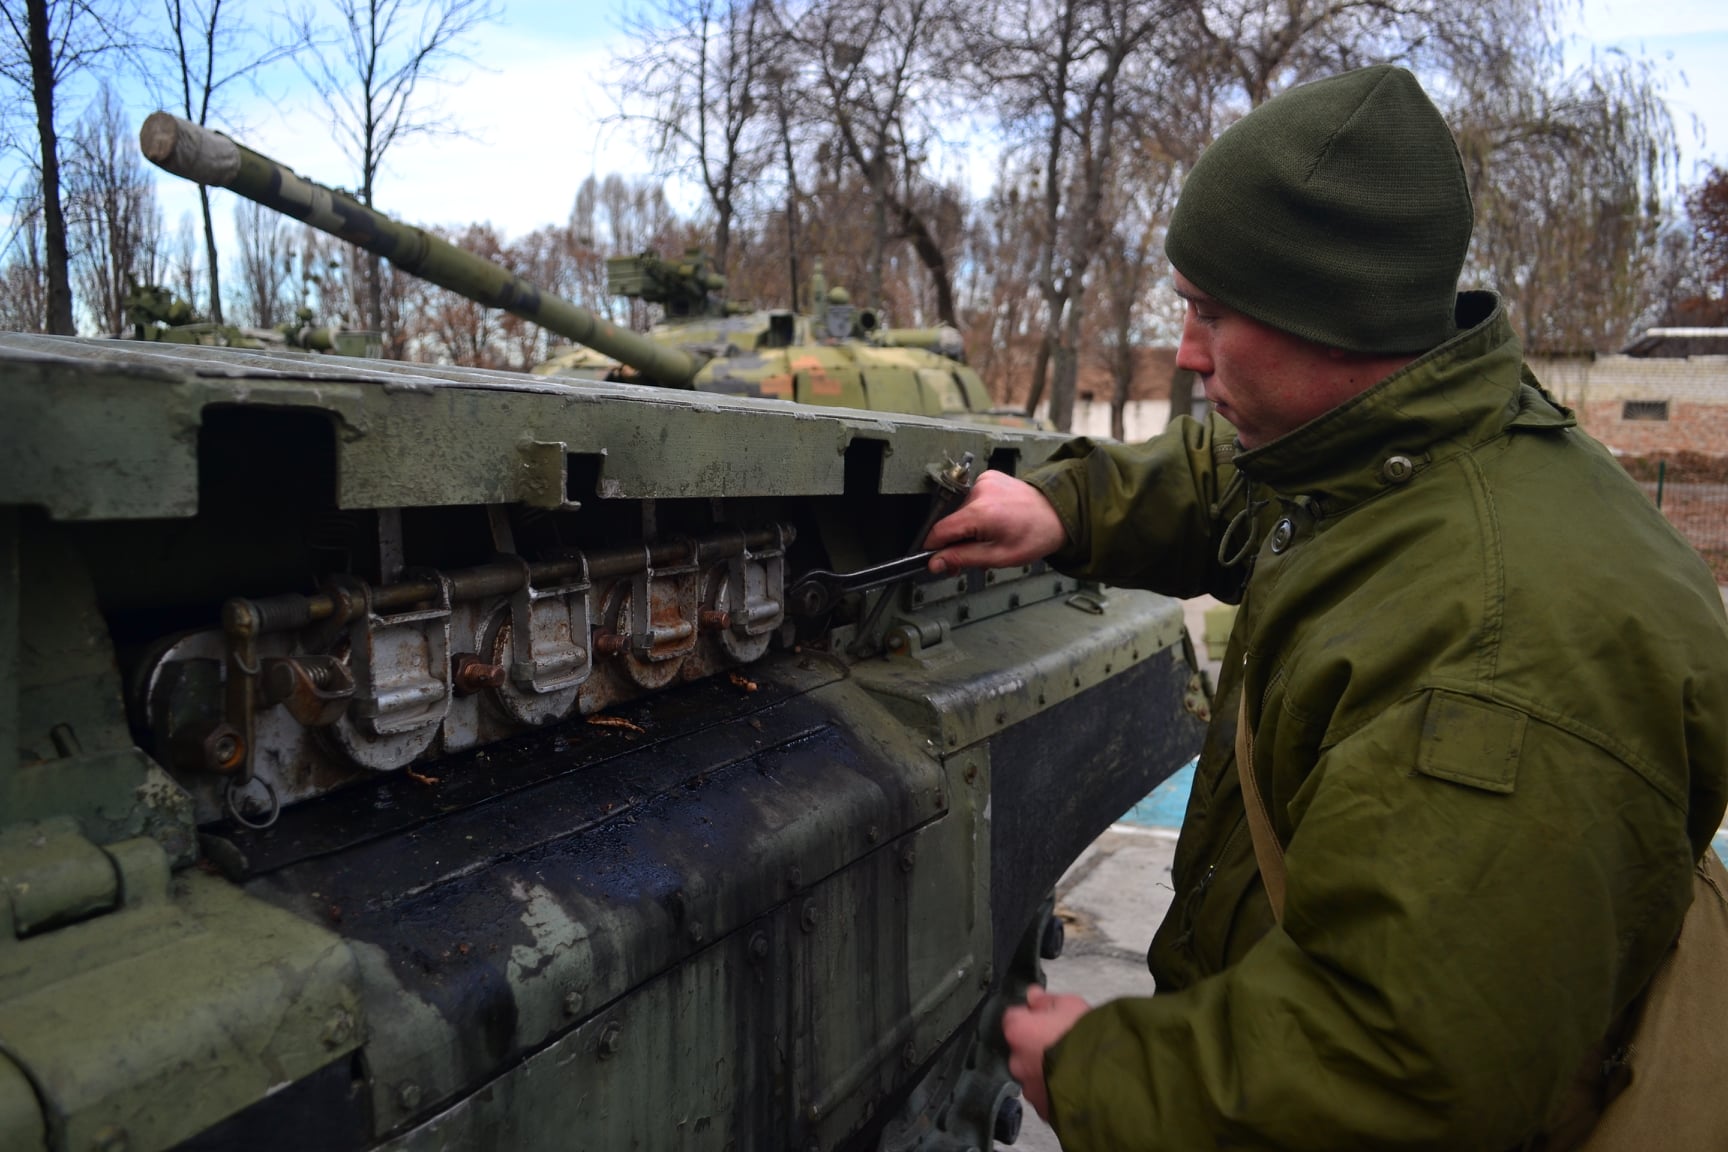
(1532, 329, 1728, 455)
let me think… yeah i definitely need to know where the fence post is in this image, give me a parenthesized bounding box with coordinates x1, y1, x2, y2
(1657, 459, 1667, 510)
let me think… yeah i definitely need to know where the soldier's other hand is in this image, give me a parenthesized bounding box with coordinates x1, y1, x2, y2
(924, 470, 1067, 575)
(1002, 984, 1090, 1122)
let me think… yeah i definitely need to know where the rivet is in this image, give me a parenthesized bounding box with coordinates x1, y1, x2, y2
(1269, 518, 1294, 554)
(789, 865, 803, 888)
(563, 989, 584, 1016)
(749, 931, 769, 962)
(396, 1080, 422, 1111)
(1381, 454, 1415, 484)
(689, 920, 706, 944)
(899, 846, 917, 873)
(598, 1021, 623, 1059)
(867, 824, 880, 843)
(800, 900, 818, 933)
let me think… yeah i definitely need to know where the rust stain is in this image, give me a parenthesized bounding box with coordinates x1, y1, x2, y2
(588, 715, 646, 735)
(406, 767, 441, 786)
(728, 672, 759, 693)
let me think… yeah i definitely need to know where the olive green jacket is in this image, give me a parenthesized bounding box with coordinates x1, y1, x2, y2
(1027, 294, 1728, 1150)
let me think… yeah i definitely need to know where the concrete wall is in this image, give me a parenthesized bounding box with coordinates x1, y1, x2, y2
(1531, 355, 1728, 455)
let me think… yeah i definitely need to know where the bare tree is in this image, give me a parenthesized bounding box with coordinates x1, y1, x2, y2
(295, 0, 497, 343)
(232, 196, 295, 326)
(614, 0, 771, 275)
(0, 0, 132, 333)
(160, 0, 299, 323)
(1681, 165, 1728, 322)
(980, 0, 1175, 429)
(65, 84, 164, 335)
(0, 183, 48, 331)
(1454, 46, 1680, 352)
(570, 172, 681, 326)
(787, 0, 966, 322)
(167, 210, 199, 305)
(1096, 133, 1183, 439)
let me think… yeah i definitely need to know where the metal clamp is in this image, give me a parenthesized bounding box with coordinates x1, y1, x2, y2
(509, 553, 593, 693)
(347, 571, 453, 737)
(629, 540, 699, 664)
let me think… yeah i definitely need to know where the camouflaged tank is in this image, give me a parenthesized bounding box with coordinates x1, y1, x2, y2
(138, 112, 1030, 430)
(0, 118, 1207, 1152)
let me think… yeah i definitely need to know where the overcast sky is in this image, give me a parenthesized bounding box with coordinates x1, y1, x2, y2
(16, 0, 1728, 255)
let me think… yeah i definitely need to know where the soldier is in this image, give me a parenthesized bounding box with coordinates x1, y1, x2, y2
(926, 65, 1728, 1148)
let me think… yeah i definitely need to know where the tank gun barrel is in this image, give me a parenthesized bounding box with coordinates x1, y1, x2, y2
(139, 112, 701, 387)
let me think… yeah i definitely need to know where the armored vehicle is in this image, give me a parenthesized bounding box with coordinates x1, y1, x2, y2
(138, 112, 1029, 428)
(124, 282, 381, 357)
(0, 125, 1207, 1152)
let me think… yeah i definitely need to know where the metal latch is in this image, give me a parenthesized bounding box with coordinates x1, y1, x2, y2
(509, 553, 592, 693)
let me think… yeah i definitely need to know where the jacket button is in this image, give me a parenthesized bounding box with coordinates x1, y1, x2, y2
(1381, 455, 1415, 483)
(1269, 518, 1294, 553)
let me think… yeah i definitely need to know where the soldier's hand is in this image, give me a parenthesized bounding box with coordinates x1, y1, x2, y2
(1003, 984, 1091, 1122)
(924, 470, 1067, 574)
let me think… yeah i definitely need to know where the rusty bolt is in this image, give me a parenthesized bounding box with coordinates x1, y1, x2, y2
(92, 1125, 128, 1152)
(800, 900, 818, 933)
(172, 720, 246, 775)
(749, 931, 769, 962)
(964, 763, 978, 784)
(595, 632, 629, 657)
(900, 846, 917, 873)
(598, 1021, 623, 1059)
(698, 608, 731, 632)
(452, 654, 506, 695)
(396, 1080, 422, 1111)
(563, 988, 584, 1017)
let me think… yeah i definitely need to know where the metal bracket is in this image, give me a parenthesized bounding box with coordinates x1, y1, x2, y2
(629, 541, 699, 664)
(726, 527, 787, 637)
(348, 572, 452, 737)
(509, 554, 593, 693)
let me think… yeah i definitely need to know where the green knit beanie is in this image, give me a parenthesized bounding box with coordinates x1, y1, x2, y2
(1165, 65, 1473, 353)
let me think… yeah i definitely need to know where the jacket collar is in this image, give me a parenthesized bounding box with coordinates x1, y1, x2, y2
(1231, 292, 1575, 515)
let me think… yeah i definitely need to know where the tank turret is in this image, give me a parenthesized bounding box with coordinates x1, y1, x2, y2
(141, 111, 1037, 426)
(140, 112, 702, 387)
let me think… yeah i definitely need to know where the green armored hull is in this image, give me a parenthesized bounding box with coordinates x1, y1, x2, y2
(0, 335, 1204, 1150)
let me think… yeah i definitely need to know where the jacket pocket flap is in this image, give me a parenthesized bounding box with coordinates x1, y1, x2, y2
(1415, 690, 1525, 794)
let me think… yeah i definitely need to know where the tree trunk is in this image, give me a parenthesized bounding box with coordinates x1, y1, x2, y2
(27, 0, 73, 335)
(1024, 332, 1052, 418)
(782, 122, 800, 307)
(1168, 366, 1199, 426)
(199, 184, 223, 323)
(1049, 295, 1085, 432)
(1111, 341, 1132, 442)
(893, 197, 956, 326)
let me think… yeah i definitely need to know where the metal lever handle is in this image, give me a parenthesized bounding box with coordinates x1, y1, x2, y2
(787, 551, 937, 618)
